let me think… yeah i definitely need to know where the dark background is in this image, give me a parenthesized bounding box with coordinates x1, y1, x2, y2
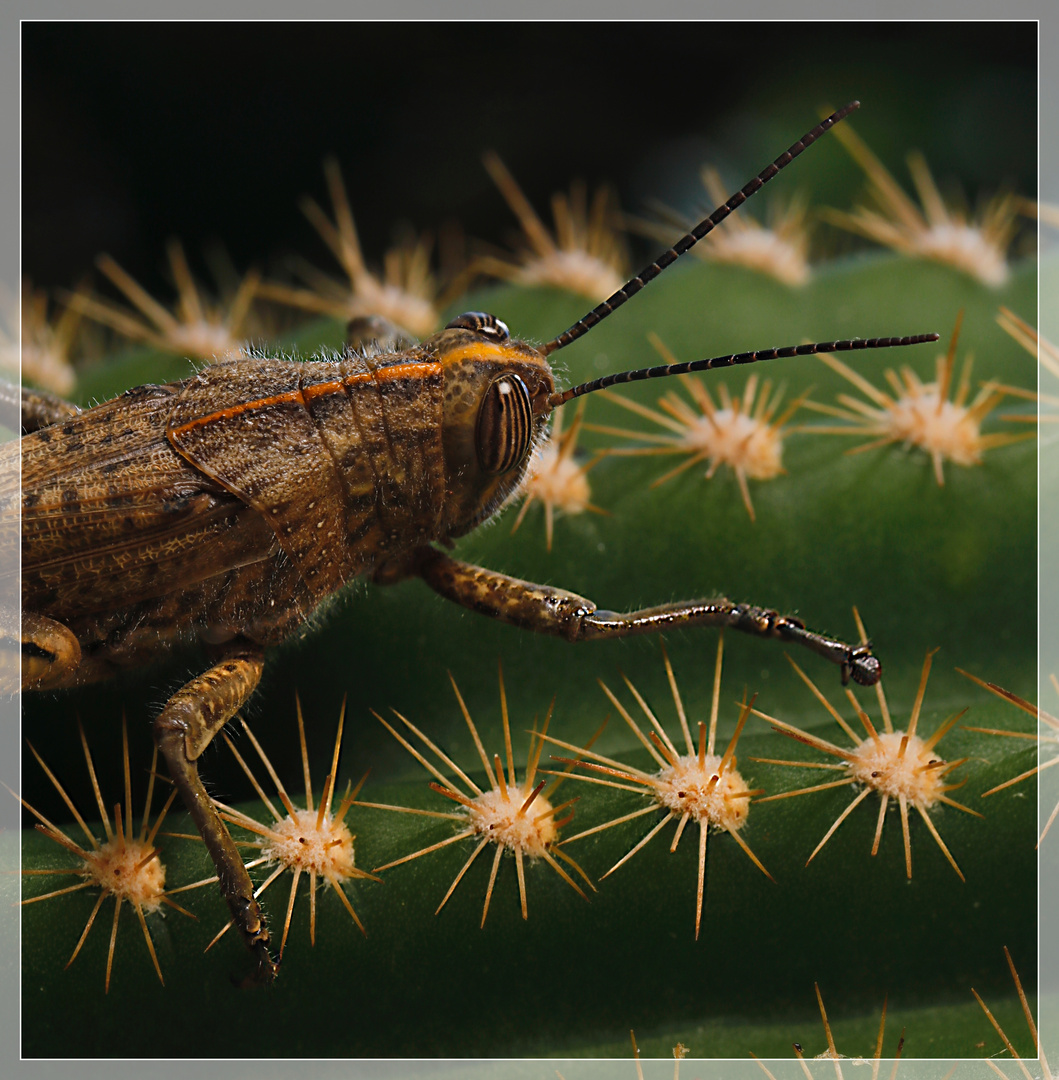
(22, 21, 1037, 302)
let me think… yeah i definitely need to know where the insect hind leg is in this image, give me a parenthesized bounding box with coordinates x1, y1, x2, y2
(18, 385, 81, 433)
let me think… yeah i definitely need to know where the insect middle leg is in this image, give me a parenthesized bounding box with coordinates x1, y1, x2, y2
(345, 315, 416, 354)
(414, 547, 880, 686)
(152, 641, 277, 981)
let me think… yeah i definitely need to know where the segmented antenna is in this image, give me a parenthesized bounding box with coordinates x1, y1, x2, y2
(547, 334, 940, 410)
(541, 101, 861, 357)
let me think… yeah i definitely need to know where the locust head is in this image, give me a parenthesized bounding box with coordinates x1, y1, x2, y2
(433, 102, 938, 560)
(433, 311, 555, 536)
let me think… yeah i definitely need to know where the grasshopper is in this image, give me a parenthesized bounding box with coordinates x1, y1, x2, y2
(8, 102, 937, 982)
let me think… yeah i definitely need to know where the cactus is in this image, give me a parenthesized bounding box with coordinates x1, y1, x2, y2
(18, 238, 1041, 1062)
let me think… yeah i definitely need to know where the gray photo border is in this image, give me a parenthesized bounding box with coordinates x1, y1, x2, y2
(2, 4, 1051, 1079)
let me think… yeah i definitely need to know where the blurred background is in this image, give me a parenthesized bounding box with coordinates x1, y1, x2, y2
(22, 22, 1037, 299)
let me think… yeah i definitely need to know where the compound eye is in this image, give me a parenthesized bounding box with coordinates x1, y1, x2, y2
(445, 311, 510, 341)
(476, 373, 533, 474)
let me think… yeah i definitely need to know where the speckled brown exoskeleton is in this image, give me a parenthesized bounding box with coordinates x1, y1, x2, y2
(6, 103, 938, 982)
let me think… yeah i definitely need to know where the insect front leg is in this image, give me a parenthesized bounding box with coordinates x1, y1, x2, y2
(414, 547, 880, 686)
(152, 642, 277, 982)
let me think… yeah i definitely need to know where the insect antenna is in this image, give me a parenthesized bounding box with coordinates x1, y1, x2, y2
(547, 333, 940, 410)
(537, 100, 941, 411)
(541, 100, 862, 358)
